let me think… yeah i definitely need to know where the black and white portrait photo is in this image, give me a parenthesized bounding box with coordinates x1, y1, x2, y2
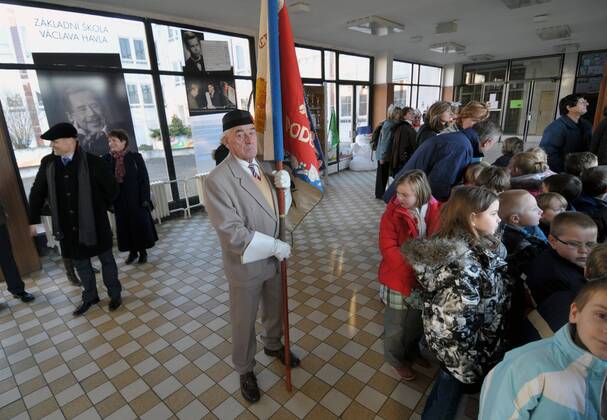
(34, 53, 137, 156)
(182, 30, 207, 76)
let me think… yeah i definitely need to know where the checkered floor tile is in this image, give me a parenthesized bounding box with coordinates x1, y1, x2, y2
(0, 170, 477, 419)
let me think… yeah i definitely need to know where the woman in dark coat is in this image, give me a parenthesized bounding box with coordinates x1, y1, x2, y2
(104, 129, 157, 264)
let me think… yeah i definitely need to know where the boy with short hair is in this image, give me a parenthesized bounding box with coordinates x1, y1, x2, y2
(573, 166, 607, 242)
(499, 190, 548, 254)
(564, 151, 598, 177)
(479, 278, 607, 419)
(536, 192, 568, 238)
(521, 243, 607, 344)
(525, 212, 597, 306)
(542, 173, 582, 210)
(498, 190, 548, 345)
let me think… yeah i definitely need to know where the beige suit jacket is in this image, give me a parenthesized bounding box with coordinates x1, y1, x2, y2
(203, 154, 279, 287)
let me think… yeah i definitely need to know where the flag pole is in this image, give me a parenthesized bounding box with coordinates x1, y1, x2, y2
(268, 0, 292, 392)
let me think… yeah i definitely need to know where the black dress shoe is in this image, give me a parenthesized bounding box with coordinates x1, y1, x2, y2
(239, 372, 260, 403)
(13, 292, 35, 303)
(137, 252, 147, 264)
(264, 346, 301, 368)
(125, 252, 138, 265)
(109, 297, 122, 311)
(73, 297, 100, 316)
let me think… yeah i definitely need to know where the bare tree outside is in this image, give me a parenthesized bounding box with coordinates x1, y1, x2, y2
(5, 94, 34, 149)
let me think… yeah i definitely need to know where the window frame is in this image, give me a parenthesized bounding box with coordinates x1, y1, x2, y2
(392, 59, 443, 110)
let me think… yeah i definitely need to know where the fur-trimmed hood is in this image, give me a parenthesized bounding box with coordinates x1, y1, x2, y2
(402, 236, 470, 269)
(401, 235, 507, 293)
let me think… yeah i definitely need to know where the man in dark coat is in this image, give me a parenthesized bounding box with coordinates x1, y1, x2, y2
(0, 200, 35, 303)
(539, 94, 593, 173)
(384, 120, 501, 202)
(29, 122, 122, 316)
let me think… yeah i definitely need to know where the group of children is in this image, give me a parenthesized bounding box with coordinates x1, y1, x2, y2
(377, 143, 607, 419)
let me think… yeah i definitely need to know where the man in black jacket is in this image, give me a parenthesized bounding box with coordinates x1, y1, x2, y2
(29, 122, 122, 316)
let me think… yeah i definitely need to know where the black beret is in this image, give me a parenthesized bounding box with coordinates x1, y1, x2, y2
(222, 109, 254, 132)
(40, 122, 78, 141)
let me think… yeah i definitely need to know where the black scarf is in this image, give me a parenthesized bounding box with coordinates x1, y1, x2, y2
(45, 146, 97, 247)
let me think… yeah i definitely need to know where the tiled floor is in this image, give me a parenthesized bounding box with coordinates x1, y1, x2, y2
(0, 170, 477, 419)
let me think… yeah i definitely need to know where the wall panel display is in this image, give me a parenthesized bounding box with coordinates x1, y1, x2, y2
(34, 52, 136, 156)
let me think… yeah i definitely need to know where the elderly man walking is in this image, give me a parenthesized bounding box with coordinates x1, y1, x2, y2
(203, 110, 300, 403)
(29, 122, 122, 316)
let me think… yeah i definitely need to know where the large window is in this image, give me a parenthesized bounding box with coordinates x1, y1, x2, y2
(392, 60, 442, 111)
(0, 2, 255, 204)
(296, 45, 373, 169)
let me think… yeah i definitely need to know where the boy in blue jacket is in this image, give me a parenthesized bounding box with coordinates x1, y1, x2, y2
(479, 277, 607, 419)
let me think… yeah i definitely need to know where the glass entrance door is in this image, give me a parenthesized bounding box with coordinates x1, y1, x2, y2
(503, 79, 559, 142)
(527, 80, 559, 139)
(503, 80, 531, 138)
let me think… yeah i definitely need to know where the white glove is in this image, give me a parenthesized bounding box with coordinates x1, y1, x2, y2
(273, 239, 291, 261)
(273, 170, 291, 189)
(242, 231, 291, 263)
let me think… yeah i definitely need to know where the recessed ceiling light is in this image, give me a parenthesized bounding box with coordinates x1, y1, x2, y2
(501, 0, 552, 9)
(346, 16, 404, 36)
(532, 14, 549, 23)
(429, 42, 465, 54)
(435, 20, 458, 34)
(290, 2, 310, 13)
(536, 25, 571, 41)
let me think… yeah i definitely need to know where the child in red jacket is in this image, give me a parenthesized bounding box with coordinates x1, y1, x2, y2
(378, 169, 441, 380)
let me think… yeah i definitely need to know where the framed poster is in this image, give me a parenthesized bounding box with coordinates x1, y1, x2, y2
(34, 52, 137, 156)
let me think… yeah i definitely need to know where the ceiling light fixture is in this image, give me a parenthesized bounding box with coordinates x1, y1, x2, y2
(290, 2, 311, 13)
(469, 54, 495, 62)
(429, 42, 466, 54)
(536, 25, 571, 41)
(346, 16, 404, 36)
(435, 20, 458, 34)
(501, 0, 552, 9)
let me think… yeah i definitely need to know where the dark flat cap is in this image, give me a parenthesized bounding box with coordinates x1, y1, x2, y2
(222, 110, 254, 132)
(41, 122, 78, 141)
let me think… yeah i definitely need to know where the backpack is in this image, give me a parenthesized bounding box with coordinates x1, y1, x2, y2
(370, 122, 384, 151)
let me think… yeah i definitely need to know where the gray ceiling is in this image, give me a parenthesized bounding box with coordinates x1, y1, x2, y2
(43, 0, 607, 65)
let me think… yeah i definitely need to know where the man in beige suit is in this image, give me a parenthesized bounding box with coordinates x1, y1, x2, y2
(203, 110, 300, 403)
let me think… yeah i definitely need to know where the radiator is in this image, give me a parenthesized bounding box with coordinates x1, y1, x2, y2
(194, 172, 210, 206)
(150, 181, 171, 223)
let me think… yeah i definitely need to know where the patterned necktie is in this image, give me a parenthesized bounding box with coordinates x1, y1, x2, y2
(248, 163, 261, 181)
(61, 156, 71, 166)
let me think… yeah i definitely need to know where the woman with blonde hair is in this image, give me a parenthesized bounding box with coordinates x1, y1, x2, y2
(417, 101, 454, 146)
(440, 101, 489, 134)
